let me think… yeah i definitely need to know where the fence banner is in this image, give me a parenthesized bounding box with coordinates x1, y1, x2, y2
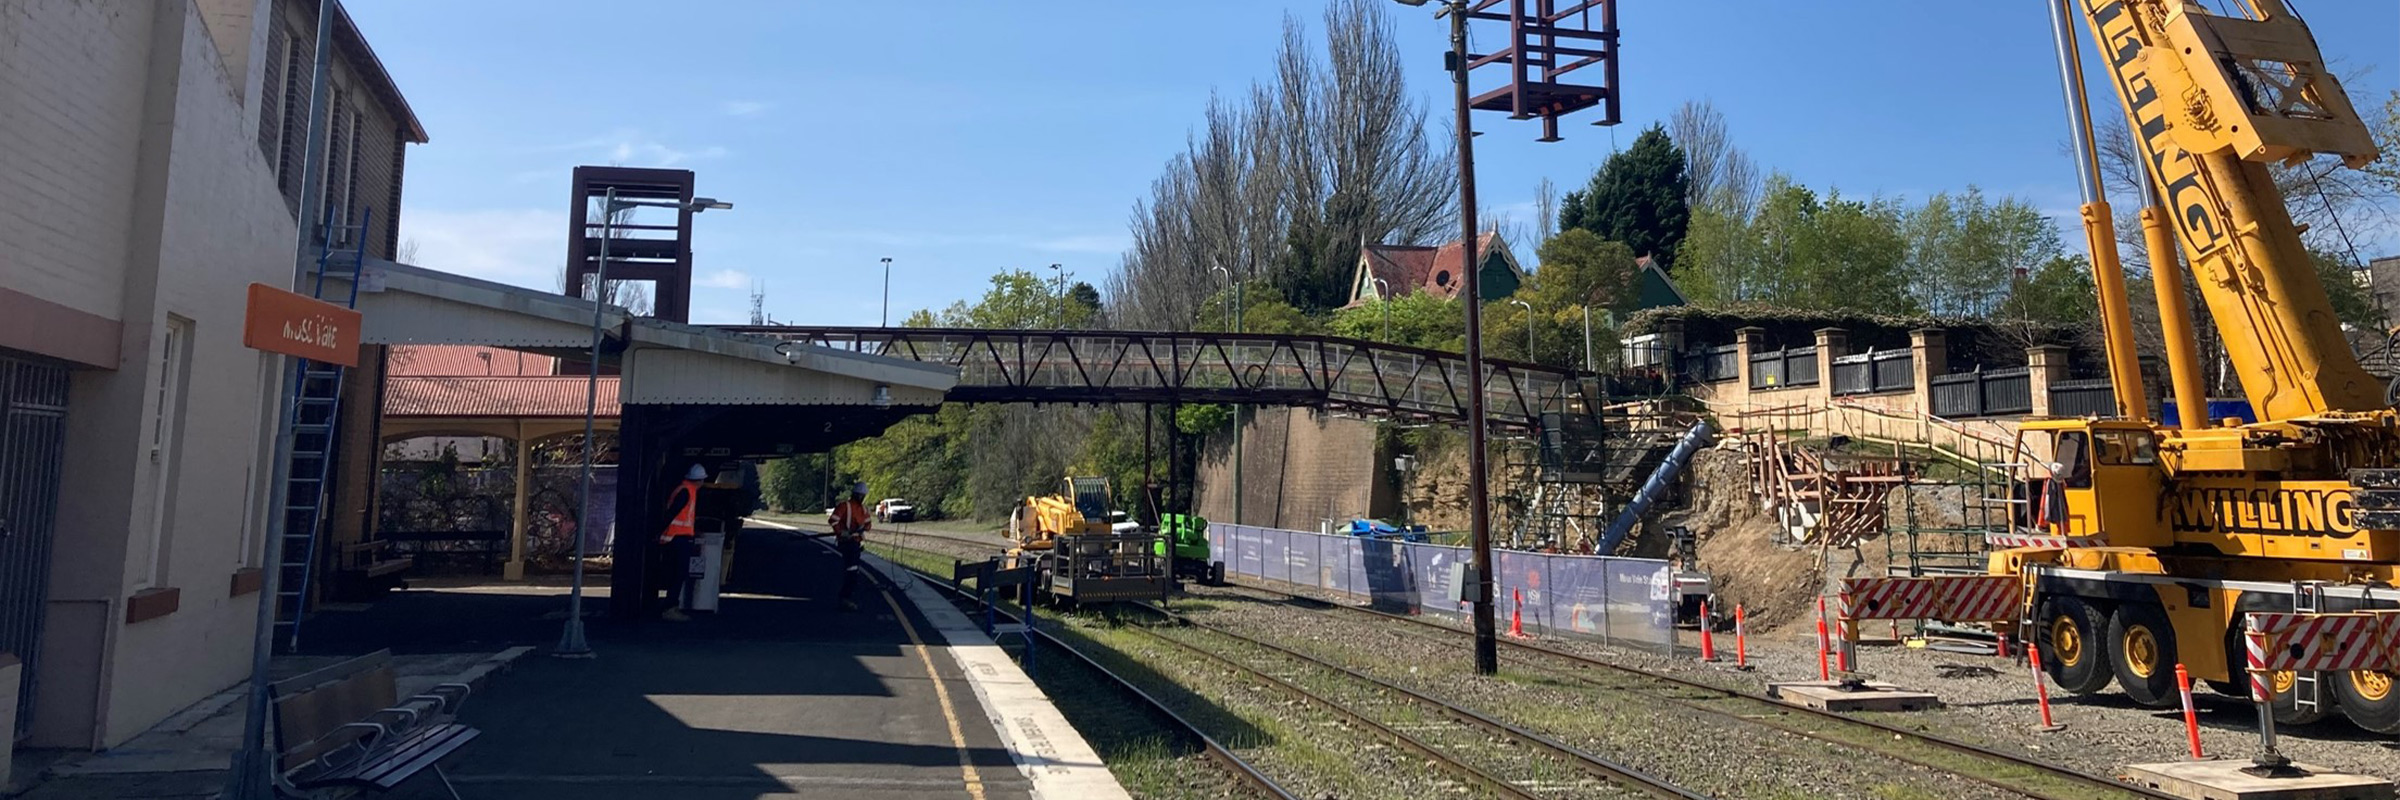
(1211, 523, 1673, 652)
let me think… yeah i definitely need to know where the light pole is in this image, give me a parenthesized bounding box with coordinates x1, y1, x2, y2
(558, 192, 730, 659)
(881, 257, 893, 327)
(1396, 0, 1499, 676)
(1511, 299, 1535, 361)
(1373, 277, 1393, 341)
(1582, 306, 1595, 372)
(232, 4, 336, 795)
(1211, 264, 1244, 526)
(1049, 263, 1065, 326)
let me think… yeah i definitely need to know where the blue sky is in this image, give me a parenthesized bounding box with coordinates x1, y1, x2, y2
(350, 1, 2399, 326)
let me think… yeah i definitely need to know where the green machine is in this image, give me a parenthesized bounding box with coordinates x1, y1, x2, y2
(1152, 513, 1225, 586)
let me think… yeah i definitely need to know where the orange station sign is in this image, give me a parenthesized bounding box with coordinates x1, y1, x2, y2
(242, 283, 361, 367)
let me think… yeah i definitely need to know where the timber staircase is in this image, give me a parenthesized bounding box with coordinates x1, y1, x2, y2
(1744, 430, 1911, 548)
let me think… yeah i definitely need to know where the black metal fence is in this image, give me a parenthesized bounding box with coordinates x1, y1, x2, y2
(1928, 367, 2032, 418)
(1830, 350, 1914, 396)
(1749, 346, 1819, 390)
(0, 354, 69, 738)
(2046, 378, 2118, 417)
(1679, 344, 1740, 383)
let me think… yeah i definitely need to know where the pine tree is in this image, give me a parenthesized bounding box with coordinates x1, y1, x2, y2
(1559, 124, 1690, 270)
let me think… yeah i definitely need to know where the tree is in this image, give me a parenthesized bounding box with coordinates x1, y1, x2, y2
(1901, 187, 2065, 317)
(1559, 124, 1690, 270)
(1527, 230, 1641, 315)
(1111, 0, 1454, 324)
(1673, 174, 1914, 315)
(2370, 90, 2400, 197)
(1327, 290, 1465, 349)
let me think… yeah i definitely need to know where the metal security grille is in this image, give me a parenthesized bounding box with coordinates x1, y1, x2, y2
(0, 353, 69, 738)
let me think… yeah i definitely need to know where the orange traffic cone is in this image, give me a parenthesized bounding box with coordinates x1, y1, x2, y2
(1508, 588, 1529, 639)
(1698, 600, 1719, 662)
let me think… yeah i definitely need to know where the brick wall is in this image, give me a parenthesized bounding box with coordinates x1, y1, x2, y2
(0, 0, 156, 322)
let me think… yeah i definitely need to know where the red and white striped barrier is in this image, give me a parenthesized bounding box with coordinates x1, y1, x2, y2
(1983, 532, 2104, 550)
(1930, 576, 2022, 623)
(1837, 576, 2023, 623)
(2245, 611, 2399, 672)
(1840, 577, 1938, 620)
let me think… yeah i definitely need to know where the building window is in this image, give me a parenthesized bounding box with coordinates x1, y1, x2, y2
(322, 88, 353, 235)
(141, 317, 194, 588)
(257, 23, 287, 161)
(276, 20, 308, 205)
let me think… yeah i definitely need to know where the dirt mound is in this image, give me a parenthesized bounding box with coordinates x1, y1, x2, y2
(1658, 446, 1824, 634)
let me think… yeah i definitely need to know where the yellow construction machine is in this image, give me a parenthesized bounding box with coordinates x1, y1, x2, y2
(1002, 477, 1170, 604)
(1900, 0, 2400, 734)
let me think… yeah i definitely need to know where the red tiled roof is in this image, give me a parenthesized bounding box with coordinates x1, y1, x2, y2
(1350, 232, 1504, 307)
(385, 376, 620, 418)
(387, 345, 558, 377)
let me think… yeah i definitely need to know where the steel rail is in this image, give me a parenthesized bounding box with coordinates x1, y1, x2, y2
(1118, 620, 1553, 800)
(876, 554, 1299, 800)
(1130, 604, 1712, 800)
(1220, 581, 2182, 800)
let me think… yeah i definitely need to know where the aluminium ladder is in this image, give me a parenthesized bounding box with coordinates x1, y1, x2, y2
(271, 208, 372, 652)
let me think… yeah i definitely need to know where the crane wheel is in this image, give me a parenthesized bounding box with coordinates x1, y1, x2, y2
(2333, 669, 2400, 734)
(2106, 604, 2179, 708)
(2039, 597, 2113, 694)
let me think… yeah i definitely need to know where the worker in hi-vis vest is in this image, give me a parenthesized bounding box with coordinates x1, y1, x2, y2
(657, 463, 706, 622)
(829, 482, 873, 610)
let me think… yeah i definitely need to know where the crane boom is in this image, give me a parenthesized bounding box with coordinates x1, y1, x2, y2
(2077, 0, 2383, 422)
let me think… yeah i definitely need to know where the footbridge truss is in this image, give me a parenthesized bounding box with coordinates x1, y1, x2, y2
(718, 326, 1603, 431)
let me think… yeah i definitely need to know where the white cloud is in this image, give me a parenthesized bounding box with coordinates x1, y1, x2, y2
(696, 268, 752, 290)
(606, 140, 728, 166)
(396, 207, 563, 290)
(535, 130, 729, 167)
(721, 100, 770, 117)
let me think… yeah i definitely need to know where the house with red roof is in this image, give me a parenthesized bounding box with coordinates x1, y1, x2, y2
(1343, 232, 1526, 308)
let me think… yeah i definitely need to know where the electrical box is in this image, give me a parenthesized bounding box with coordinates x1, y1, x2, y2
(1448, 561, 1481, 604)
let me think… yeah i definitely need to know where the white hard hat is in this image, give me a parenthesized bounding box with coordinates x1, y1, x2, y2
(686, 464, 709, 481)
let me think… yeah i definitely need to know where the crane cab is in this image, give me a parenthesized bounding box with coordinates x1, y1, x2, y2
(2017, 419, 2172, 550)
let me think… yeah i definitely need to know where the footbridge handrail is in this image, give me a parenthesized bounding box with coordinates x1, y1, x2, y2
(717, 325, 1603, 430)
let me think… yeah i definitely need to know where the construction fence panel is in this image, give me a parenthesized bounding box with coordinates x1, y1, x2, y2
(1212, 524, 1674, 652)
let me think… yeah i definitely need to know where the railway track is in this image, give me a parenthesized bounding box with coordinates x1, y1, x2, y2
(884, 551, 1299, 800)
(1204, 580, 2181, 800)
(880, 544, 1708, 799)
(860, 531, 2170, 798)
(1125, 605, 1710, 799)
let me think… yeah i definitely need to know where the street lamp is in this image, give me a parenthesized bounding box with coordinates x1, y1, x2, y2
(557, 191, 731, 659)
(1049, 263, 1066, 326)
(1394, 0, 1500, 676)
(1210, 264, 1244, 526)
(881, 257, 894, 327)
(1373, 278, 1393, 341)
(1511, 299, 1534, 361)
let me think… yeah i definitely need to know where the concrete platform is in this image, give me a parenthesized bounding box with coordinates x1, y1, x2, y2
(21, 522, 1118, 800)
(1765, 680, 1943, 712)
(2122, 760, 2395, 800)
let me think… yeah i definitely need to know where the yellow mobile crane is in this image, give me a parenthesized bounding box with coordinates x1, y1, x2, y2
(1932, 0, 2398, 733)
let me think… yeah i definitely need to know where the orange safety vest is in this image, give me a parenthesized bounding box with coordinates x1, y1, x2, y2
(832, 500, 871, 535)
(663, 480, 699, 539)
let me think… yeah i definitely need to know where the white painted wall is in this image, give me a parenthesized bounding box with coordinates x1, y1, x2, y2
(10, 0, 296, 748)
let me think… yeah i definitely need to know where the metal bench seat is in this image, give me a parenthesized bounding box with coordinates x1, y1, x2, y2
(270, 649, 479, 798)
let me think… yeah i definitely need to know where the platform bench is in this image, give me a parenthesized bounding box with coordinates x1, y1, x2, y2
(270, 649, 478, 798)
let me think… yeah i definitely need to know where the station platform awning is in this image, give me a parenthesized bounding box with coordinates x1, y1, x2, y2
(338, 260, 957, 455)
